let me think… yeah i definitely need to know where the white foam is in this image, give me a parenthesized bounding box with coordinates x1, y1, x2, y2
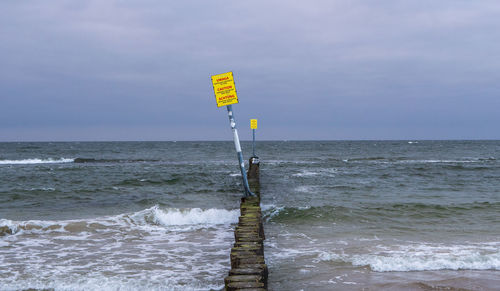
(0, 218, 66, 235)
(295, 186, 317, 193)
(292, 167, 338, 177)
(30, 187, 56, 191)
(0, 206, 239, 235)
(262, 205, 285, 220)
(0, 158, 74, 165)
(376, 158, 486, 165)
(0, 206, 238, 290)
(346, 158, 486, 165)
(261, 204, 277, 212)
(293, 170, 319, 177)
(352, 237, 380, 243)
(0, 265, 225, 291)
(317, 243, 500, 272)
(401, 159, 478, 164)
(149, 206, 239, 226)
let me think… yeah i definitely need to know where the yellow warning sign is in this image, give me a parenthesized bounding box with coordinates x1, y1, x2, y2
(211, 72, 239, 107)
(251, 119, 257, 129)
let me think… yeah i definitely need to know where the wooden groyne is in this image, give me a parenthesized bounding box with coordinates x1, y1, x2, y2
(224, 158, 268, 290)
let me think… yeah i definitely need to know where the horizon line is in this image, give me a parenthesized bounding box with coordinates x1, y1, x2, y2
(1, 139, 500, 143)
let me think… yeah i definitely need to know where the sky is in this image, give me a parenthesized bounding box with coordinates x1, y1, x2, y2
(1, 1, 500, 141)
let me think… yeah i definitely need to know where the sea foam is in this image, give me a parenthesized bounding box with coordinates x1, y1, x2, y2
(318, 243, 500, 272)
(0, 206, 239, 235)
(0, 206, 238, 291)
(0, 158, 74, 165)
(150, 207, 239, 226)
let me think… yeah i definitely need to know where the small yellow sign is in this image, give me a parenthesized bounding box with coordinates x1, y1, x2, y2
(250, 119, 257, 129)
(211, 72, 239, 107)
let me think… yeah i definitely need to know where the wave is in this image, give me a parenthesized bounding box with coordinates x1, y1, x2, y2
(0, 157, 163, 165)
(344, 157, 388, 162)
(0, 206, 236, 291)
(118, 177, 181, 186)
(0, 206, 239, 236)
(0, 158, 74, 165)
(1, 278, 222, 291)
(342, 157, 496, 164)
(263, 205, 348, 223)
(263, 202, 500, 223)
(293, 170, 320, 177)
(317, 242, 500, 272)
(73, 158, 159, 164)
(398, 159, 488, 164)
(292, 168, 338, 177)
(144, 207, 239, 226)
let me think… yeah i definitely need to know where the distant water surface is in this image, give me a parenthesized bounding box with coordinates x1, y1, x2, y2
(1, 141, 499, 290)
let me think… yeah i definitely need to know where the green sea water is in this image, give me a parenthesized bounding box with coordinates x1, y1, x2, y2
(1, 141, 499, 290)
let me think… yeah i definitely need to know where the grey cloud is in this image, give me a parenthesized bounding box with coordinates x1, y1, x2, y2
(1, 1, 500, 141)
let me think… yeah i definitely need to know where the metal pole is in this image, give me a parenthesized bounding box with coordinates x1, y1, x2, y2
(252, 129, 256, 157)
(226, 105, 255, 197)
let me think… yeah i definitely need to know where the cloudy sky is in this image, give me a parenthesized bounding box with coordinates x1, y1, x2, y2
(1, 1, 499, 141)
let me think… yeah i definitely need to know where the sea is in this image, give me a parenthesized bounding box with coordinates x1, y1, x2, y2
(0, 141, 499, 290)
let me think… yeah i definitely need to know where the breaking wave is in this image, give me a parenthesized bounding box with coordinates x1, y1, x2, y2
(0, 206, 239, 236)
(317, 242, 500, 272)
(0, 157, 167, 165)
(0, 158, 74, 165)
(0, 206, 238, 290)
(73, 158, 160, 163)
(144, 206, 239, 226)
(342, 157, 496, 164)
